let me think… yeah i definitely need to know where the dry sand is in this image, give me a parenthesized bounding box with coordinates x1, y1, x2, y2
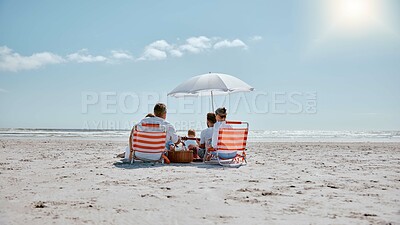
(0, 138, 399, 225)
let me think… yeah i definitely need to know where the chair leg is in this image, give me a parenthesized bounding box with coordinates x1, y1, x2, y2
(130, 151, 135, 164)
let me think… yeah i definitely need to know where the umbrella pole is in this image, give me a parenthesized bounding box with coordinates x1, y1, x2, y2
(211, 91, 215, 112)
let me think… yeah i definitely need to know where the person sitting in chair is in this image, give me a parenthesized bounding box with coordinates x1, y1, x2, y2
(117, 113, 155, 158)
(210, 107, 236, 159)
(123, 103, 180, 160)
(197, 112, 216, 159)
(138, 103, 180, 151)
(211, 107, 230, 149)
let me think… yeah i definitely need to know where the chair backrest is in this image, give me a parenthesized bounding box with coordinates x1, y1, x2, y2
(132, 123, 166, 154)
(216, 121, 249, 151)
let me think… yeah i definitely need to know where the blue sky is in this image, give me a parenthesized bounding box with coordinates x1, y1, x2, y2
(0, 0, 399, 130)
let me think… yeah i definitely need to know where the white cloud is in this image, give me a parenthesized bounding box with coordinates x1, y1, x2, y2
(1, 36, 251, 70)
(213, 39, 248, 49)
(138, 48, 167, 61)
(0, 46, 65, 72)
(138, 36, 248, 61)
(138, 40, 181, 60)
(148, 40, 172, 51)
(67, 49, 108, 63)
(187, 36, 212, 49)
(179, 36, 212, 54)
(111, 50, 133, 60)
(179, 44, 201, 54)
(250, 35, 263, 41)
(169, 49, 183, 57)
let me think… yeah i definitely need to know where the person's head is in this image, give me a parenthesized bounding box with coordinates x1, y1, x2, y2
(188, 129, 196, 137)
(154, 103, 167, 119)
(215, 107, 227, 122)
(145, 113, 155, 118)
(206, 112, 216, 127)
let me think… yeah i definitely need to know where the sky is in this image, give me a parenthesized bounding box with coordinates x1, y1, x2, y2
(0, 0, 399, 131)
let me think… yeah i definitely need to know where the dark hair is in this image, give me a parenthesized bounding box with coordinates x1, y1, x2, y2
(207, 112, 216, 124)
(188, 129, 196, 136)
(145, 113, 155, 118)
(153, 103, 167, 117)
(215, 107, 227, 116)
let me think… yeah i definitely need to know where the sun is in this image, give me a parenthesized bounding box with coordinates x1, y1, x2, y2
(328, 0, 378, 29)
(339, 0, 371, 21)
(306, 0, 395, 54)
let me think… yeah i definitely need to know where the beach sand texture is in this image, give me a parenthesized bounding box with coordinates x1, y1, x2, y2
(0, 138, 399, 224)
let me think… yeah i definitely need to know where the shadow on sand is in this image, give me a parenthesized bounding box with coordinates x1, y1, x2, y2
(113, 160, 225, 170)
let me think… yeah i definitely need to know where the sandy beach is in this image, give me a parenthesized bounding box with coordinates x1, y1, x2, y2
(0, 138, 399, 225)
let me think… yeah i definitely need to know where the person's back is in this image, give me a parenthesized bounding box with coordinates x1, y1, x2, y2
(211, 107, 232, 149)
(199, 113, 216, 148)
(137, 103, 179, 149)
(124, 103, 180, 160)
(197, 112, 216, 159)
(139, 116, 178, 143)
(208, 107, 236, 160)
(184, 129, 198, 147)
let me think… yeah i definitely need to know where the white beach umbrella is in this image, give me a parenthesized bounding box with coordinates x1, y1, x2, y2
(168, 72, 254, 111)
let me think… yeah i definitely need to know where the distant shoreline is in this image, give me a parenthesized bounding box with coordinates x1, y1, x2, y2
(0, 128, 399, 143)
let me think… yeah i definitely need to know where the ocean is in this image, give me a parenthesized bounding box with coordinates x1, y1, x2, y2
(0, 128, 399, 142)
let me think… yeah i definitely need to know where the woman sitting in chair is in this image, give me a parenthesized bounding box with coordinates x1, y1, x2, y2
(210, 107, 236, 159)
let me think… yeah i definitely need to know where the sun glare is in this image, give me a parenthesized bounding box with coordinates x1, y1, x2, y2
(329, 0, 378, 29)
(340, 0, 371, 20)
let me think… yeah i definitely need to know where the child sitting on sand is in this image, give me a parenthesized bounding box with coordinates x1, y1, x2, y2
(184, 129, 200, 159)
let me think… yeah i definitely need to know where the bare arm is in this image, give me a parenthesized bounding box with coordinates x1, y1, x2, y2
(128, 127, 134, 161)
(174, 136, 181, 145)
(129, 127, 134, 151)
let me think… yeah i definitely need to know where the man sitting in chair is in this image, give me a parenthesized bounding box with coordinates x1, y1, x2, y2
(123, 103, 180, 161)
(139, 103, 181, 151)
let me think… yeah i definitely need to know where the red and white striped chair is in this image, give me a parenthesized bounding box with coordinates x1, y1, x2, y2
(129, 123, 168, 164)
(204, 121, 248, 167)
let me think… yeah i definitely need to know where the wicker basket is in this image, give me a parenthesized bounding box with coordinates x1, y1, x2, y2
(168, 150, 193, 163)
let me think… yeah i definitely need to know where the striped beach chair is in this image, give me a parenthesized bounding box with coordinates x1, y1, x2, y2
(129, 123, 168, 164)
(204, 121, 249, 167)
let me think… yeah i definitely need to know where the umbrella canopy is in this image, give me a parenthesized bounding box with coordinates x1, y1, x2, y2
(168, 73, 254, 97)
(168, 72, 254, 110)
